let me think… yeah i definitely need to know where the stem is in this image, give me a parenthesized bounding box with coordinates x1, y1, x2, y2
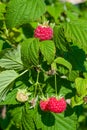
(19, 70, 28, 77)
(39, 84, 44, 97)
(36, 70, 40, 83)
(55, 74, 57, 96)
(34, 71, 40, 97)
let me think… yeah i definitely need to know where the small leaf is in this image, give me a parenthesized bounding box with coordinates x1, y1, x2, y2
(0, 70, 19, 101)
(71, 77, 87, 107)
(54, 57, 72, 72)
(71, 95, 83, 107)
(40, 40, 55, 64)
(6, 0, 46, 28)
(47, 3, 63, 22)
(21, 38, 40, 67)
(0, 45, 23, 71)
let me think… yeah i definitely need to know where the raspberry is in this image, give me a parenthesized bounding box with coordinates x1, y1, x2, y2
(34, 23, 53, 41)
(40, 99, 49, 111)
(16, 89, 30, 103)
(48, 97, 67, 113)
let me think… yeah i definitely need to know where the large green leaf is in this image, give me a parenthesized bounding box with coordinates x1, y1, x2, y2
(8, 104, 35, 130)
(6, 0, 46, 28)
(40, 40, 55, 64)
(0, 70, 19, 101)
(0, 45, 23, 71)
(22, 106, 35, 130)
(54, 25, 69, 52)
(53, 57, 72, 72)
(21, 38, 40, 67)
(64, 20, 87, 54)
(34, 107, 77, 130)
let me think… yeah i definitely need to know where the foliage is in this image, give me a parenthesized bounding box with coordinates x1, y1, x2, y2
(0, 0, 87, 130)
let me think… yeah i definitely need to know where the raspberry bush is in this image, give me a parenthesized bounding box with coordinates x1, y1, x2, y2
(0, 0, 87, 130)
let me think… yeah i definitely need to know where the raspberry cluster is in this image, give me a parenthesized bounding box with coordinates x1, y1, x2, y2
(40, 97, 67, 113)
(34, 23, 53, 41)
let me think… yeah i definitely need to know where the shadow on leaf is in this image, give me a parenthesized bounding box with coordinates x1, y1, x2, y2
(64, 105, 75, 117)
(64, 46, 86, 71)
(38, 106, 55, 127)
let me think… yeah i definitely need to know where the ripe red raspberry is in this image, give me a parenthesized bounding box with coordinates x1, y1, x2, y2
(34, 23, 53, 41)
(40, 99, 49, 111)
(48, 97, 67, 113)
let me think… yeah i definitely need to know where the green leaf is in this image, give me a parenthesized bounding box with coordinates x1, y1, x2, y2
(34, 107, 77, 130)
(8, 104, 35, 130)
(40, 40, 55, 64)
(0, 70, 19, 101)
(22, 106, 35, 130)
(71, 95, 83, 107)
(75, 77, 87, 96)
(0, 37, 4, 51)
(47, 3, 63, 22)
(68, 70, 79, 82)
(6, 0, 46, 28)
(53, 113, 77, 130)
(64, 20, 87, 54)
(53, 57, 72, 72)
(54, 25, 69, 51)
(21, 38, 40, 67)
(0, 2, 6, 20)
(0, 45, 23, 71)
(64, 46, 86, 71)
(0, 80, 29, 105)
(0, 88, 18, 105)
(71, 77, 87, 107)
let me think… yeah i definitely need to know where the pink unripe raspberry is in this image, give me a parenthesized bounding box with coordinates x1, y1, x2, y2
(40, 99, 49, 111)
(34, 23, 53, 41)
(48, 97, 67, 113)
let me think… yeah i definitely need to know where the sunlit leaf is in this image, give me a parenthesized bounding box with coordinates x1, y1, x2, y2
(6, 0, 46, 28)
(40, 40, 55, 64)
(0, 70, 19, 101)
(0, 45, 23, 71)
